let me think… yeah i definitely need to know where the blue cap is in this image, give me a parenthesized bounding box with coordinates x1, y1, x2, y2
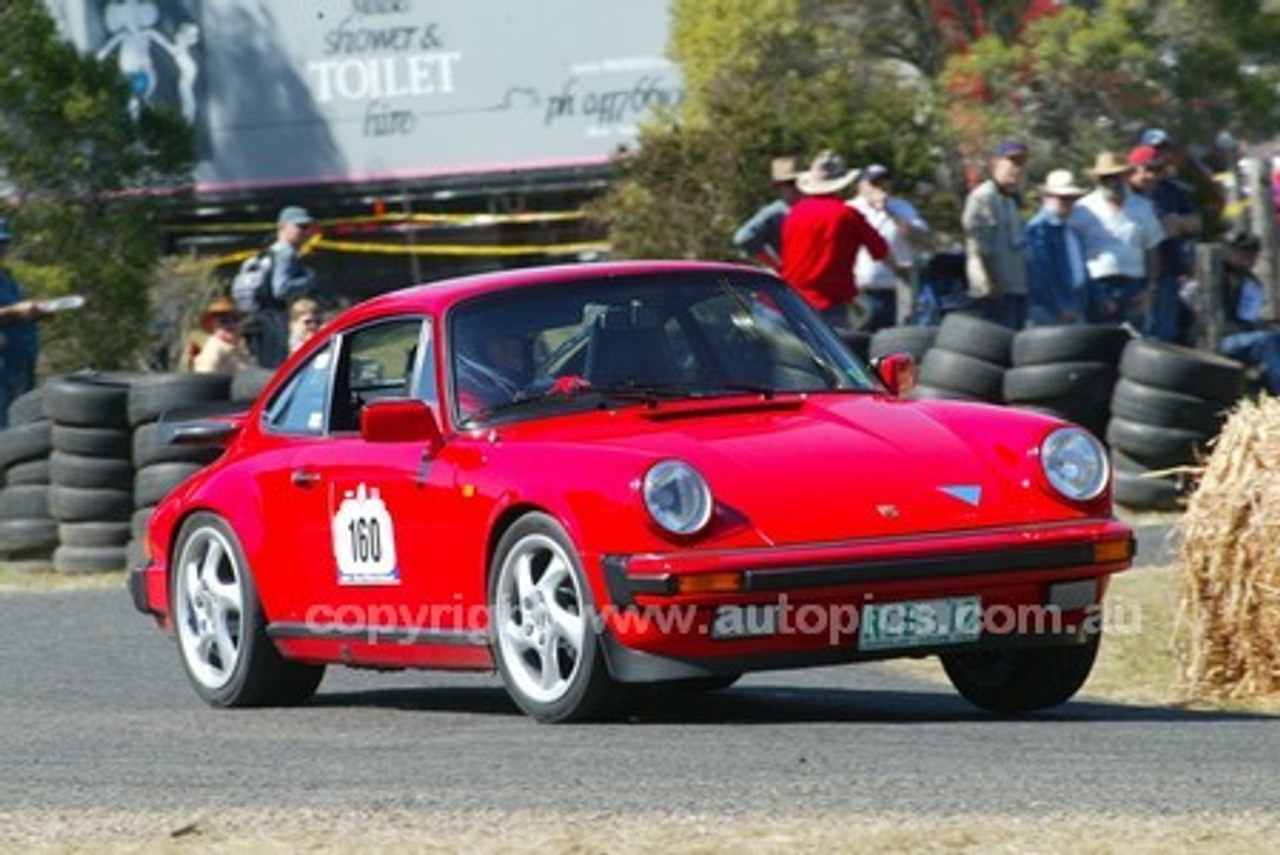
(277, 205, 314, 227)
(994, 140, 1029, 160)
(1140, 127, 1171, 148)
(0, 218, 12, 242)
(862, 163, 892, 183)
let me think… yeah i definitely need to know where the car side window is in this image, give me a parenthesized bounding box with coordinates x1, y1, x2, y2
(330, 319, 426, 432)
(264, 341, 335, 435)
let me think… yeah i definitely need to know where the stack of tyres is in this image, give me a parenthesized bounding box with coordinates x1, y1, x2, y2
(44, 374, 136, 574)
(128, 374, 232, 568)
(913, 314, 1013, 403)
(1107, 339, 1246, 510)
(0, 388, 56, 572)
(1003, 325, 1133, 438)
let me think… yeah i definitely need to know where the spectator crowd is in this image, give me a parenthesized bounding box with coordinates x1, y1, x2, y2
(733, 128, 1280, 392)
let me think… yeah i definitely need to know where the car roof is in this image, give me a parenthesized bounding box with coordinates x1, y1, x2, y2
(340, 259, 768, 324)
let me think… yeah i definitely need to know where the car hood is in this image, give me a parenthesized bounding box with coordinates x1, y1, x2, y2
(498, 394, 1075, 544)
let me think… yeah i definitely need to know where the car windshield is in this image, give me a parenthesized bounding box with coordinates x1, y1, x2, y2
(449, 270, 877, 425)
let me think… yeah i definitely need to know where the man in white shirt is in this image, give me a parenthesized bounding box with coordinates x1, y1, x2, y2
(1070, 151, 1165, 325)
(849, 164, 930, 330)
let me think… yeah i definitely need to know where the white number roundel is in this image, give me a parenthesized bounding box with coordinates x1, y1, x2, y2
(332, 483, 399, 584)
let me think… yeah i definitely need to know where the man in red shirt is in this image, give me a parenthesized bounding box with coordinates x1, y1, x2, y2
(781, 150, 889, 330)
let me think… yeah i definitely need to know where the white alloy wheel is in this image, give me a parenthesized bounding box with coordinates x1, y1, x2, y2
(494, 531, 589, 705)
(174, 523, 245, 692)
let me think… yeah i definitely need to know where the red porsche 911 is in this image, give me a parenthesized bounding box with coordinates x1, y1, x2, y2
(130, 261, 1133, 722)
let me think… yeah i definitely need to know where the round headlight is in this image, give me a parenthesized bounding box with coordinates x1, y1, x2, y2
(643, 460, 713, 535)
(1040, 427, 1109, 502)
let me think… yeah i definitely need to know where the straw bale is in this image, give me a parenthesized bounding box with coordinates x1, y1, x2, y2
(1177, 396, 1280, 699)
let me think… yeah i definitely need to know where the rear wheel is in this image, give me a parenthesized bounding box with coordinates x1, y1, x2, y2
(941, 633, 1100, 713)
(490, 513, 621, 722)
(172, 512, 323, 707)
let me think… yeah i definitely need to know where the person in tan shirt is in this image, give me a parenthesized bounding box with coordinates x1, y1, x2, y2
(193, 296, 251, 375)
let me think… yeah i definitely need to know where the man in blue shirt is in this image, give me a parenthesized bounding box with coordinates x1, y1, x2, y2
(0, 219, 44, 428)
(1218, 231, 1280, 394)
(732, 157, 801, 272)
(1026, 169, 1089, 326)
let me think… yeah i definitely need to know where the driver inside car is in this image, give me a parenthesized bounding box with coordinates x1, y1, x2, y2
(455, 328, 533, 420)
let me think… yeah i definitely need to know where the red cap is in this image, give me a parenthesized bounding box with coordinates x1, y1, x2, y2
(1127, 145, 1164, 168)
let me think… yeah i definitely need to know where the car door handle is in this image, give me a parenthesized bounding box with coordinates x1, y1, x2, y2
(291, 469, 321, 487)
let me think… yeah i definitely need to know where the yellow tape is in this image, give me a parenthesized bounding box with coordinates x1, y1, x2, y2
(174, 237, 611, 273)
(170, 210, 590, 235)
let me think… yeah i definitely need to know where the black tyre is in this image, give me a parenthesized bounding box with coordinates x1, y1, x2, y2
(0, 485, 50, 519)
(171, 512, 324, 707)
(942, 634, 1100, 713)
(4, 458, 50, 486)
(48, 485, 132, 523)
(1002, 362, 1116, 404)
(132, 506, 157, 542)
(0, 518, 59, 555)
(935, 313, 1015, 366)
(1105, 416, 1211, 470)
(490, 512, 622, 722)
(57, 521, 131, 548)
(134, 462, 205, 508)
(43, 375, 131, 428)
(1011, 324, 1133, 367)
(1109, 378, 1229, 435)
(128, 373, 232, 427)
(51, 425, 132, 459)
(132, 421, 222, 468)
(7, 388, 46, 426)
(1113, 469, 1183, 511)
(869, 325, 939, 362)
(1118, 339, 1246, 406)
(49, 452, 135, 491)
(53, 544, 129, 575)
(918, 348, 1006, 402)
(0, 420, 53, 469)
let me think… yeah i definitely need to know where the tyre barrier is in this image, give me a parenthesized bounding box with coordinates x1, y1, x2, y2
(1106, 339, 1247, 511)
(1003, 325, 1133, 439)
(1, 387, 56, 564)
(127, 374, 234, 569)
(911, 314, 1013, 404)
(0, 371, 233, 574)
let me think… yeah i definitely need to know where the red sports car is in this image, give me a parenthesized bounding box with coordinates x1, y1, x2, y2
(130, 261, 1133, 722)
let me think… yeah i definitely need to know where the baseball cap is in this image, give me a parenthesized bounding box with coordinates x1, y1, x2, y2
(1127, 145, 1164, 168)
(277, 205, 314, 227)
(862, 163, 892, 184)
(994, 140, 1029, 161)
(1140, 128, 1172, 148)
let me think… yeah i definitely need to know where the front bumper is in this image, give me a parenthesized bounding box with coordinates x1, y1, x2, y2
(595, 518, 1134, 682)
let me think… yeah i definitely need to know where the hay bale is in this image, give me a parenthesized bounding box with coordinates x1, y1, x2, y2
(1177, 396, 1280, 700)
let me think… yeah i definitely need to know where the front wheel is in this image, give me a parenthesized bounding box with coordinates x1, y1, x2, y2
(171, 512, 324, 707)
(490, 513, 622, 722)
(941, 633, 1100, 713)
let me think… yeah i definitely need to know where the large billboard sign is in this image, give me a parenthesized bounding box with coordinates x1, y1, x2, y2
(58, 1, 683, 193)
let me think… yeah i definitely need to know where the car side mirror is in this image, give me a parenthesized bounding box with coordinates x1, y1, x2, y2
(360, 398, 444, 455)
(873, 352, 917, 398)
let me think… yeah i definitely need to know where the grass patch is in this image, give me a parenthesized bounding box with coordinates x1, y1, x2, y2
(0, 564, 126, 594)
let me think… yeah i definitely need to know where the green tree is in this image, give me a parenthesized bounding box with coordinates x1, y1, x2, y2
(595, 0, 945, 260)
(0, 0, 193, 373)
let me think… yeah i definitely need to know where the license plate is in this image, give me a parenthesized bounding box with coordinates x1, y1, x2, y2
(859, 596, 981, 652)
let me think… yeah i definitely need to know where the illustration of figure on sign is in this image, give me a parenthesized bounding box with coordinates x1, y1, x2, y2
(97, 0, 201, 122)
(332, 484, 400, 585)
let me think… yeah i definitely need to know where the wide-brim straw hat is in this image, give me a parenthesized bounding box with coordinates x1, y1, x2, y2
(796, 150, 860, 196)
(1088, 151, 1133, 177)
(1042, 169, 1088, 197)
(200, 295, 242, 331)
